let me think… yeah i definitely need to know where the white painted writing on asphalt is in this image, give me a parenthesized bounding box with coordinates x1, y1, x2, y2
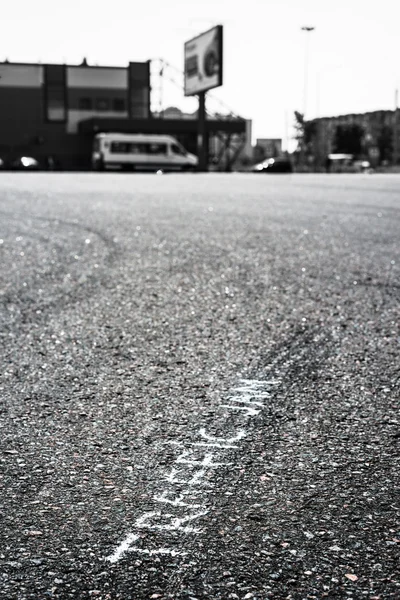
(105, 378, 279, 563)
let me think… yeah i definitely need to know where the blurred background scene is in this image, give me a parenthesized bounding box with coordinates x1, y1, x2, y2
(0, 0, 399, 172)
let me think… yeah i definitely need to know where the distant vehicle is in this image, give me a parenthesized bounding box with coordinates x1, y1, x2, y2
(92, 133, 198, 172)
(12, 156, 40, 170)
(352, 159, 372, 173)
(0, 158, 5, 170)
(252, 157, 293, 173)
(326, 154, 371, 173)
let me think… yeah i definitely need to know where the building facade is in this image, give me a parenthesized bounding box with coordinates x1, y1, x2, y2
(0, 60, 150, 169)
(0, 59, 247, 170)
(308, 110, 399, 168)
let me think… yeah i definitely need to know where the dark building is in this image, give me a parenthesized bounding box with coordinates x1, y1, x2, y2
(0, 59, 246, 170)
(0, 60, 151, 169)
(307, 110, 400, 168)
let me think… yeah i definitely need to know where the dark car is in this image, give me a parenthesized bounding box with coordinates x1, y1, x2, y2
(252, 157, 293, 173)
(11, 156, 40, 170)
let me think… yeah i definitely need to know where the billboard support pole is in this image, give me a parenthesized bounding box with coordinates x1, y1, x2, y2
(198, 92, 208, 171)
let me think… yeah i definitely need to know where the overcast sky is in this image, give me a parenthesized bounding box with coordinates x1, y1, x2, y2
(3, 0, 400, 143)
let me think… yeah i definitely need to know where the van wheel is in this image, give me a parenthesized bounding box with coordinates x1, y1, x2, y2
(93, 158, 105, 172)
(122, 164, 135, 172)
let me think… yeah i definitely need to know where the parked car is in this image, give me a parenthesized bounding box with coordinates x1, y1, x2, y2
(326, 154, 372, 173)
(252, 157, 293, 173)
(352, 159, 372, 173)
(12, 156, 40, 170)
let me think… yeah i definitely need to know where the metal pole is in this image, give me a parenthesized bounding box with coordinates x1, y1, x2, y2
(284, 109, 289, 154)
(303, 33, 310, 118)
(197, 92, 208, 171)
(316, 72, 320, 119)
(301, 26, 315, 120)
(393, 89, 399, 166)
(300, 27, 315, 168)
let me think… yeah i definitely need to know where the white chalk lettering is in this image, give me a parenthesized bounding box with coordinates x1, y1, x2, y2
(129, 547, 186, 557)
(104, 375, 281, 564)
(198, 428, 246, 444)
(153, 490, 205, 508)
(239, 378, 280, 387)
(135, 510, 209, 533)
(228, 395, 265, 408)
(164, 467, 213, 487)
(105, 533, 140, 563)
(175, 450, 231, 468)
(190, 441, 239, 449)
(221, 404, 261, 417)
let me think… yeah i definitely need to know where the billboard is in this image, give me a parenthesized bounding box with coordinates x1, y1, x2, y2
(184, 25, 223, 96)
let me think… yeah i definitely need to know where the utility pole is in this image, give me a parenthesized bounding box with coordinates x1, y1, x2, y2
(393, 89, 399, 166)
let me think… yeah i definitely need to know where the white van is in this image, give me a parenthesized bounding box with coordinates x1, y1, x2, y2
(92, 133, 198, 172)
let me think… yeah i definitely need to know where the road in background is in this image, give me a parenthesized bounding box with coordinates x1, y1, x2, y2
(0, 174, 399, 599)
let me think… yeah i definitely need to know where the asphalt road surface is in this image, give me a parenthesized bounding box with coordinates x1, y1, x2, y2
(0, 173, 399, 600)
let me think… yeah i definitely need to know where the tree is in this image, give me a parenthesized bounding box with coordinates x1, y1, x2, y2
(333, 124, 364, 155)
(377, 126, 393, 163)
(294, 111, 317, 152)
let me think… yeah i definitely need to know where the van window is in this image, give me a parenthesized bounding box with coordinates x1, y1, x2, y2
(147, 143, 167, 155)
(108, 140, 169, 154)
(129, 143, 147, 154)
(110, 142, 130, 153)
(171, 144, 186, 156)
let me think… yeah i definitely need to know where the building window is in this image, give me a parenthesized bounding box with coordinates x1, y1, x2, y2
(113, 98, 126, 112)
(44, 64, 66, 122)
(96, 98, 110, 111)
(128, 62, 150, 118)
(79, 97, 93, 110)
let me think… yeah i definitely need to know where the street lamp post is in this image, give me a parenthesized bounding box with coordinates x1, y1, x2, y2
(300, 26, 315, 168)
(301, 26, 315, 120)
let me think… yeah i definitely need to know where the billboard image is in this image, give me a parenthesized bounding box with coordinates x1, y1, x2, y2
(184, 25, 223, 96)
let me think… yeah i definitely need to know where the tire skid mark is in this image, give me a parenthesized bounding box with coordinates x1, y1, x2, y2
(0, 210, 119, 328)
